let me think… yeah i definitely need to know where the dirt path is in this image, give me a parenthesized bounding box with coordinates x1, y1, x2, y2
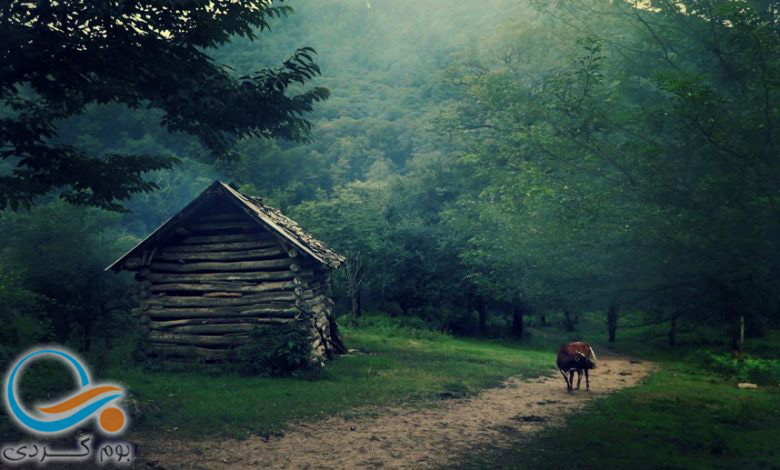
(134, 351, 655, 469)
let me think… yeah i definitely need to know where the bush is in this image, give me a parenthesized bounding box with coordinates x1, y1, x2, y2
(690, 350, 780, 385)
(0, 266, 52, 364)
(338, 312, 449, 341)
(232, 323, 314, 377)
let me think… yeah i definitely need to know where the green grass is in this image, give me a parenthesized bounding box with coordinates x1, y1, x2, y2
(116, 317, 553, 438)
(5, 311, 778, 469)
(461, 363, 780, 470)
(459, 319, 780, 470)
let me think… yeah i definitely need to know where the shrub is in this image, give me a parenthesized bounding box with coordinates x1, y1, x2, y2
(690, 351, 780, 385)
(232, 323, 314, 377)
(0, 266, 52, 364)
(338, 312, 449, 341)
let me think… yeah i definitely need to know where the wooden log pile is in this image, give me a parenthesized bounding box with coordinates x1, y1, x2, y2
(127, 212, 343, 362)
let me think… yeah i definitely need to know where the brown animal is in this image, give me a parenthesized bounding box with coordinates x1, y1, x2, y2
(556, 341, 597, 392)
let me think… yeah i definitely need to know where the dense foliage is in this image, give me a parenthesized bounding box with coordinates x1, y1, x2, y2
(1, 0, 778, 363)
(232, 324, 315, 377)
(0, 0, 327, 210)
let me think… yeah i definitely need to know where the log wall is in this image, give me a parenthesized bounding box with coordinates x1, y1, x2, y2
(127, 212, 340, 362)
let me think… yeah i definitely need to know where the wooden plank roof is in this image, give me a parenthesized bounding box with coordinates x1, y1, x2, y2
(106, 181, 345, 271)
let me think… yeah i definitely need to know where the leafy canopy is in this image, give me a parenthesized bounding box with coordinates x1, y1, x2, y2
(0, 0, 328, 210)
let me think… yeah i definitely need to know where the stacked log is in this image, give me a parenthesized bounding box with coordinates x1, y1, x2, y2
(128, 212, 338, 362)
(289, 253, 343, 358)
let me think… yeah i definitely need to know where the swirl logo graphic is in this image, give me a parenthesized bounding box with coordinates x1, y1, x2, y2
(4, 348, 127, 435)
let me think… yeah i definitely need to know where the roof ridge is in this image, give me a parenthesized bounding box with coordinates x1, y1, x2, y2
(106, 180, 344, 271)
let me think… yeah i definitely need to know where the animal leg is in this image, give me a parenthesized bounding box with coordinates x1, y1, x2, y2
(568, 369, 575, 392)
(576, 369, 582, 390)
(585, 368, 590, 390)
(559, 369, 571, 391)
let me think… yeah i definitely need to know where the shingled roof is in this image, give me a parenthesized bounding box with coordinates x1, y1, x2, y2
(106, 181, 345, 271)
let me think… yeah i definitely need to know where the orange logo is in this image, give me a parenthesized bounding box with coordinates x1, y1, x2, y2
(5, 348, 127, 435)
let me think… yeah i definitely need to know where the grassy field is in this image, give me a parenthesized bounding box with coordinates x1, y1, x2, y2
(3, 312, 778, 470)
(462, 364, 780, 469)
(115, 317, 553, 439)
(461, 323, 780, 470)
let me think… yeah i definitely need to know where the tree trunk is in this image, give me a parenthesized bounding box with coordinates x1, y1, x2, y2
(607, 301, 619, 343)
(511, 305, 525, 339)
(476, 297, 488, 336)
(731, 314, 745, 357)
(351, 285, 362, 318)
(539, 314, 547, 327)
(401, 303, 411, 316)
(563, 309, 577, 332)
(668, 314, 677, 347)
(328, 316, 348, 355)
(345, 252, 365, 319)
(739, 315, 745, 354)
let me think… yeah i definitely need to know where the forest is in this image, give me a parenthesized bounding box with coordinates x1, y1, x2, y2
(1, 0, 778, 468)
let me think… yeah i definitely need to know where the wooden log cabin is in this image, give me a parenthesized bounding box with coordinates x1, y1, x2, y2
(107, 181, 346, 362)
